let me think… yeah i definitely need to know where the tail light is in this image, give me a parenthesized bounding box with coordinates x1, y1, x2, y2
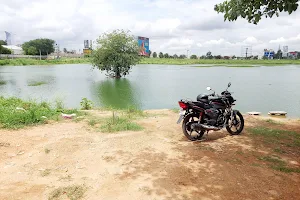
(178, 101, 188, 110)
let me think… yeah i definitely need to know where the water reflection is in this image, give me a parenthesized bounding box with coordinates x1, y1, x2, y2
(93, 78, 141, 109)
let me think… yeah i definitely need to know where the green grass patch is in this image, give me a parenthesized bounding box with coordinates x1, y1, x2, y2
(248, 127, 300, 147)
(170, 108, 179, 113)
(265, 119, 282, 125)
(48, 185, 87, 200)
(0, 96, 80, 129)
(139, 58, 300, 65)
(28, 81, 47, 86)
(258, 155, 300, 173)
(100, 114, 143, 133)
(0, 80, 7, 85)
(0, 58, 90, 66)
(40, 169, 51, 177)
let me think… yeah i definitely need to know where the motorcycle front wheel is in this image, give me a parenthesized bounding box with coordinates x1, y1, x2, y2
(226, 111, 244, 135)
(182, 114, 205, 141)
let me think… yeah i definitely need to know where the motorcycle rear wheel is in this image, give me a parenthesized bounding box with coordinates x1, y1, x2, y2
(182, 114, 205, 141)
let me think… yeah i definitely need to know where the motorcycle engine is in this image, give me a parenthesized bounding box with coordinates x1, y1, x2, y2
(205, 109, 225, 126)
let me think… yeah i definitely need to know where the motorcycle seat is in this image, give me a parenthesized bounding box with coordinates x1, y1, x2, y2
(192, 101, 211, 109)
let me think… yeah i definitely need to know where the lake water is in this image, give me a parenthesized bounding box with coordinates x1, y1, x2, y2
(1, 64, 300, 117)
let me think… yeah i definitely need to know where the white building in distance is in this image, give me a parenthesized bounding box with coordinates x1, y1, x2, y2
(1, 45, 24, 55)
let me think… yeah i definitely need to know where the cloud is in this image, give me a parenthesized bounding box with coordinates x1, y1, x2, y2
(0, 0, 300, 55)
(269, 34, 300, 44)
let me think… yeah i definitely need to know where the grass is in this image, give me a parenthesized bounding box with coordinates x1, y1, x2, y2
(40, 169, 51, 177)
(248, 127, 300, 148)
(265, 119, 282, 125)
(258, 155, 300, 173)
(170, 108, 179, 113)
(100, 112, 143, 133)
(0, 80, 7, 85)
(86, 107, 146, 132)
(28, 81, 47, 86)
(139, 58, 300, 65)
(0, 96, 80, 129)
(0, 58, 90, 66)
(1, 57, 300, 66)
(48, 185, 87, 200)
(45, 148, 51, 154)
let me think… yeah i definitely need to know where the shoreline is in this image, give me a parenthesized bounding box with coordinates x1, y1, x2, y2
(1, 57, 300, 66)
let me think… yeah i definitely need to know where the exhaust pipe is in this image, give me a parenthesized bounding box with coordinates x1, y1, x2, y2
(191, 123, 221, 131)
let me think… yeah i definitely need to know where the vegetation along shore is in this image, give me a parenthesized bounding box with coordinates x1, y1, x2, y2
(1, 57, 300, 66)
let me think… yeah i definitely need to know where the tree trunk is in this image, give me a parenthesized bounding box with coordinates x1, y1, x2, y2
(115, 67, 121, 78)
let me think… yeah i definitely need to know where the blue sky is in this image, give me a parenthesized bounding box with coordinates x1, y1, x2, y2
(1, 0, 300, 56)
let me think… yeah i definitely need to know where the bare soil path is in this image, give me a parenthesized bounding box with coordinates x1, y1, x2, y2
(0, 110, 299, 200)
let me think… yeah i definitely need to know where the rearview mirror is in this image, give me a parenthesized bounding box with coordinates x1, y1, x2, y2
(228, 82, 231, 88)
(206, 87, 211, 91)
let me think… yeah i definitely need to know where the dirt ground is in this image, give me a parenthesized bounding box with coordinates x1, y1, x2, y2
(0, 110, 299, 200)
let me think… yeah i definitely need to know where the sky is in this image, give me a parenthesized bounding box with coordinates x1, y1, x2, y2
(0, 0, 300, 56)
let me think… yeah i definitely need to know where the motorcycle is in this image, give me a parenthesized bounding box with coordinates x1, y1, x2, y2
(176, 82, 244, 141)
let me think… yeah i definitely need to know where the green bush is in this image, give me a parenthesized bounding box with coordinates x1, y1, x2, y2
(80, 98, 93, 110)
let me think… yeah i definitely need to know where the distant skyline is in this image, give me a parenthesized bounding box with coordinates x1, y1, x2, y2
(1, 0, 300, 56)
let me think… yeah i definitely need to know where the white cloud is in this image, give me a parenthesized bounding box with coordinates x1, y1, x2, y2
(269, 34, 300, 44)
(0, 0, 300, 54)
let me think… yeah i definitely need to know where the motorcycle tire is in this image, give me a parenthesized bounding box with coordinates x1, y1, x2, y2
(226, 111, 244, 135)
(182, 114, 205, 141)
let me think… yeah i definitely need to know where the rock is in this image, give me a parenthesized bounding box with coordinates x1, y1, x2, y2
(41, 116, 47, 119)
(61, 113, 77, 119)
(290, 161, 299, 165)
(16, 107, 26, 111)
(17, 151, 25, 155)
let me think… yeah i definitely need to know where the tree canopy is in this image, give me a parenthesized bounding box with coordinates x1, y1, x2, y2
(0, 40, 7, 45)
(190, 55, 197, 59)
(91, 29, 141, 78)
(22, 38, 55, 55)
(0, 45, 11, 54)
(152, 52, 157, 58)
(159, 52, 164, 58)
(214, 0, 299, 24)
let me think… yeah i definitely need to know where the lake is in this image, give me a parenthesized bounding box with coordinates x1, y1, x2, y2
(0, 64, 300, 117)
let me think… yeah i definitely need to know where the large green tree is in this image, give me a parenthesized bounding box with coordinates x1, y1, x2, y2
(22, 38, 55, 55)
(91, 29, 141, 78)
(0, 40, 7, 45)
(215, 0, 299, 24)
(190, 55, 197, 59)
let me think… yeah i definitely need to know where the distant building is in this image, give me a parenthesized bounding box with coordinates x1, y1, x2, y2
(1, 45, 23, 55)
(288, 51, 300, 59)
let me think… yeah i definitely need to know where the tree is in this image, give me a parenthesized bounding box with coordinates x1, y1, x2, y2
(63, 48, 67, 53)
(173, 54, 178, 59)
(0, 40, 7, 45)
(214, 0, 299, 24)
(153, 52, 157, 58)
(232, 55, 237, 59)
(149, 50, 152, 57)
(179, 54, 186, 59)
(0, 45, 11, 54)
(22, 38, 55, 55)
(190, 54, 197, 59)
(164, 53, 169, 58)
(214, 55, 222, 59)
(27, 46, 38, 55)
(159, 52, 164, 58)
(206, 51, 213, 59)
(274, 49, 283, 59)
(91, 29, 141, 78)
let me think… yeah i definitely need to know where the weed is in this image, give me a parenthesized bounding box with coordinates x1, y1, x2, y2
(171, 108, 179, 113)
(48, 185, 87, 200)
(40, 169, 51, 177)
(45, 148, 50, 154)
(258, 155, 300, 173)
(88, 119, 97, 126)
(54, 98, 64, 111)
(100, 112, 143, 133)
(80, 98, 93, 110)
(274, 147, 287, 154)
(0, 96, 80, 129)
(265, 119, 281, 125)
(0, 80, 7, 85)
(28, 81, 47, 86)
(248, 127, 300, 148)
